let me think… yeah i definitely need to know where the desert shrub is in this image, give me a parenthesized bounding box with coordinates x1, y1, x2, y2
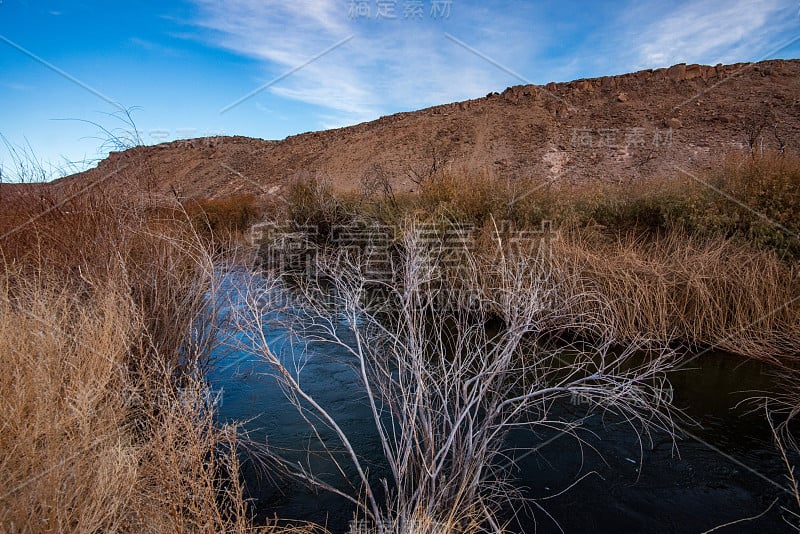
(185, 194, 262, 243)
(416, 170, 506, 225)
(236, 223, 677, 531)
(283, 175, 354, 241)
(699, 152, 800, 258)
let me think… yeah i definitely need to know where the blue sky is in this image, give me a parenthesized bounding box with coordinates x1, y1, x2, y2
(1, 0, 799, 180)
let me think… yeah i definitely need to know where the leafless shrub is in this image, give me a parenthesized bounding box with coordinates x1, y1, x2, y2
(404, 142, 450, 188)
(231, 220, 678, 532)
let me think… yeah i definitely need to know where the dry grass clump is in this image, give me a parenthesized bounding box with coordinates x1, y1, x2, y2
(476, 225, 800, 361)
(0, 186, 318, 533)
(0, 273, 252, 532)
(406, 151, 800, 256)
(282, 176, 353, 240)
(553, 151, 800, 259)
(0, 186, 219, 371)
(348, 507, 488, 534)
(542, 230, 799, 360)
(702, 152, 800, 258)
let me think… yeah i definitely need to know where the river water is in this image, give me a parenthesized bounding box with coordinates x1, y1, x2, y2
(208, 274, 798, 533)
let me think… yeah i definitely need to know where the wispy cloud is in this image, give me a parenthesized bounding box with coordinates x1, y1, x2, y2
(191, 0, 377, 123)
(128, 37, 185, 57)
(187, 0, 799, 132)
(625, 0, 799, 68)
(189, 0, 541, 127)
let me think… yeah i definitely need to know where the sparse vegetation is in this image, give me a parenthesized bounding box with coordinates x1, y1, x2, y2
(269, 151, 800, 362)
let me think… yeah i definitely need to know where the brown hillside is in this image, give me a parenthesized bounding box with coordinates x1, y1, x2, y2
(49, 59, 800, 200)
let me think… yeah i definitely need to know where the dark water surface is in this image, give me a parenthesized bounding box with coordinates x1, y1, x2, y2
(209, 275, 798, 533)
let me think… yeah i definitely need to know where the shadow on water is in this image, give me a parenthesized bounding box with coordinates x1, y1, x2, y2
(208, 273, 798, 533)
(509, 352, 795, 533)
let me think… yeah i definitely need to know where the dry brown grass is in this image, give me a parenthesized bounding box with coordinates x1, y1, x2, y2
(0, 273, 246, 533)
(0, 187, 319, 533)
(545, 230, 800, 360)
(183, 194, 263, 246)
(403, 151, 800, 255)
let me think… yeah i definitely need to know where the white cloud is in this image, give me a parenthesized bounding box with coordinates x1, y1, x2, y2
(627, 0, 798, 68)
(189, 0, 541, 128)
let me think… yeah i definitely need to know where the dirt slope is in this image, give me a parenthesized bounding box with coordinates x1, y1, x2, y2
(53, 59, 800, 200)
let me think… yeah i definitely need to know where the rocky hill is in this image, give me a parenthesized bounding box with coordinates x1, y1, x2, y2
(54, 59, 800, 200)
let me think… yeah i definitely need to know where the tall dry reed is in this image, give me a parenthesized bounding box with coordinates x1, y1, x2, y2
(544, 230, 800, 361)
(0, 184, 318, 533)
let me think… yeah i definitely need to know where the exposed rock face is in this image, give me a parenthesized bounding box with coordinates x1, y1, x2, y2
(55, 59, 800, 198)
(668, 63, 687, 82)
